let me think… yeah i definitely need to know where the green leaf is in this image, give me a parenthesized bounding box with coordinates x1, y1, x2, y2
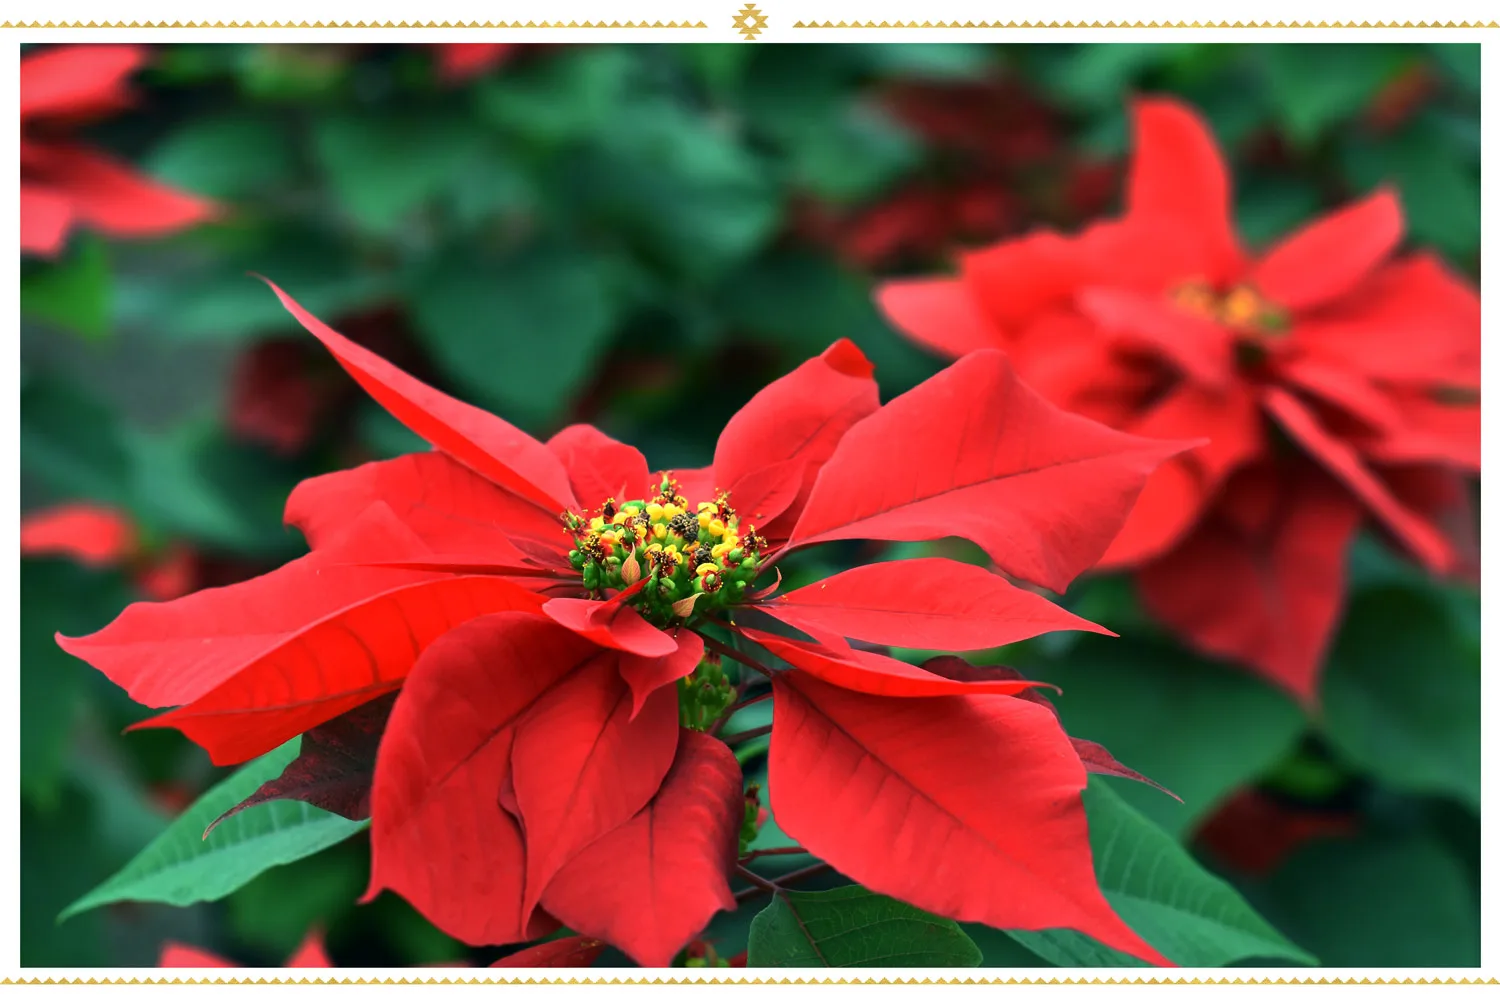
(1244, 830, 1478, 967)
(1338, 117, 1479, 261)
(407, 243, 621, 429)
(1321, 585, 1478, 810)
(21, 235, 112, 340)
(21, 561, 132, 809)
(476, 47, 637, 149)
(59, 739, 368, 920)
(312, 111, 484, 234)
(747, 885, 982, 968)
(561, 100, 781, 281)
(146, 113, 296, 200)
(115, 231, 388, 344)
(1263, 45, 1407, 146)
(1027, 632, 1306, 837)
(1007, 780, 1316, 968)
(21, 377, 133, 507)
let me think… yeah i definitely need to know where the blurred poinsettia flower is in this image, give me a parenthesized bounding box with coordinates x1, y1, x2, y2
(159, 929, 332, 969)
(879, 96, 1479, 702)
(59, 277, 1190, 967)
(1194, 790, 1360, 877)
(799, 77, 1117, 270)
(21, 45, 219, 257)
(20, 502, 199, 601)
(433, 43, 520, 83)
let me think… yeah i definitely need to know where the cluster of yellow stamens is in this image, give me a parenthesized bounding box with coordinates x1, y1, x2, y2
(1171, 279, 1290, 335)
(564, 474, 768, 626)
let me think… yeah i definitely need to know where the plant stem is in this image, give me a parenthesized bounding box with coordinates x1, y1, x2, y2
(706, 689, 773, 736)
(733, 866, 780, 893)
(720, 724, 772, 746)
(731, 862, 832, 902)
(696, 629, 776, 679)
(740, 846, 807, 862)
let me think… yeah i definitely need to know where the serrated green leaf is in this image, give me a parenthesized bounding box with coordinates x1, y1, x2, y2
(21, 235, 112, 341)
(1008, 780, 1316, 968)
(59, 739, 367, 920)
(747, 885, 982, 968)
(1322, 586, 1478, 809)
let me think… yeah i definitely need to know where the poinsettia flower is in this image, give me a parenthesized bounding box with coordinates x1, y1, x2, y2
(878, 96, 1479, 701)
(432, 43, 519, 83)
(159, 929, 332, 969)
(61, 279, 1188, 967)
(21, 45, 217, 257)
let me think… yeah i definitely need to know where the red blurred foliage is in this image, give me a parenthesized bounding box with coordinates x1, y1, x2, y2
(796, 76, 1117, 270)
(433, 43, 521, 83)
(1194, 790, 1359, 876)
(159, 930, 333, 969)
(20, 45, 217, 257)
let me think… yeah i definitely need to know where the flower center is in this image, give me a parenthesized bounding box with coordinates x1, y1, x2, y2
(1170, 279, 1290, 337)
(562, 473, 768, 626)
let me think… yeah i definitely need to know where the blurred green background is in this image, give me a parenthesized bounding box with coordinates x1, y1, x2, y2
(20, 42, 1479, 968)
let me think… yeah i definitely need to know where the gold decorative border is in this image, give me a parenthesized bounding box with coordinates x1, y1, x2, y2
(2, 19, 709, 27)
(792, 19, 1498, 26)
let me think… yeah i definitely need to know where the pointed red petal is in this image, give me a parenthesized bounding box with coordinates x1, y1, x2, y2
(1075, 286, 1235, 388)
(957, 229, 1096, 329)
(1125, 98, 1243, 284)
(57, 505, 433, 710)
(40, 145, 219, 237)
(21, 44, 145, 120)
(760, 558, 1107, 652)
(1251, 189, 1403, 312)
(158, 943, 239, 969)
(286, 451, 566, 561)
(1264, 387, 1452, 572)
(1138, 466, 1362, 702)
(512, 661, 680, 919)
(542, 598, 680, 658)
(20, 502, 138, 567)
(19, 183, 74, 257)
(712, 339, 879, 537)
(541, 731, 741, 967)
(135, 574, 548, 765)
(1290, 253, 1478, 389)
(742, 629, 1052, 698)
(1098, 379, 1264, 569)
(618, 629, 704, 719)
(1070, 739, 1181, 802)
(261, 279, 575, 512)
(1279, 358, 1403, 433)
(204, 694, 394, 838)
(490, 936, 607, 969)
(787, 350, 1195, 592)
(366, 614, 603, 945)
(284, 930, 334, 968)
(876, 277, 1000, 359)
(547, 425, 650, 511)
(769, 673, 1168, 966)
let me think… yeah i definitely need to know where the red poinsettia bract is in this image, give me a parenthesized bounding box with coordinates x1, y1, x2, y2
(20, 45, 218, 257)
(60, 281, 1188, 967)
(159, 931, 333, 970)
(879, 97, 1479, 701)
